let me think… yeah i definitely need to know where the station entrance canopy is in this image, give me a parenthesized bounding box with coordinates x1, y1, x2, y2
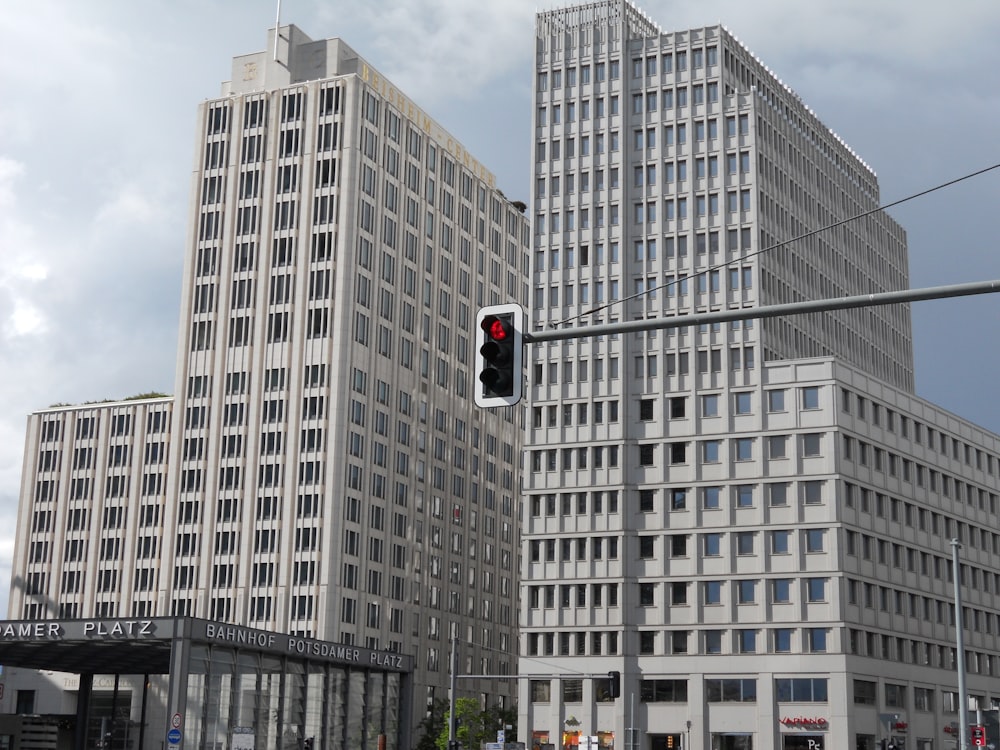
(0, 616, 414, 750)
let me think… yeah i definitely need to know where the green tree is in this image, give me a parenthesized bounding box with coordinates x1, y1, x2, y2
(415, 699, 449, 750)
(435, 698, 518, 750)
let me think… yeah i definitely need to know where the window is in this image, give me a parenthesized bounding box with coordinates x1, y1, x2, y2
(639, 582, 655, 607)
(639, 489, 655, 512)
(639, 444, 656, 466)
(771, 530, 791, 554)
(530, 680, 551, 702)
(806, 578, 827, 602)
(738, 630, 757, 653)
(735, 532, 754, 555)
(768, 436, 787, 459)
(766, 390, 786, 412)
(734, 438, 753, 461)
(665, 442, 685, 464)
(704, 630, 722, 654)
(775, 678, 828, 702)
(671, 488, 687, 510)
(670, 535, 688, 557)
(703, 533, 721, 556)
(671, 581, 687, 605)
(705, 679, 756, 702)
(854, 680, 877, 705)
(640, 679, 688, 702)
(668, 396, 686, 419)
(639, 536, 655, 559)
(702, 440, 721, 463)
(802, 434, 822, 456)
(801, 386, 820, 410)
(885, 682, 906, 708)
(914, 686, 934, 712)
(702, 486, 721, 510)
(771, 578, 791, 603)
(563, 679, 583, 702)
(737, 580, 756, 603)
(805, 529, 826, 552)
(773, 628, 792, 652)
(701, 394, 719, 417)
(735, 485, 753, 508)
(802, 480, 823, 505)
(807, 628, 828, 652)
(639, 399, 655, 421)
(670, 631, 689, 654)
(734, 392, 752, 414)
(769, 483, 788, 506)
(704, 580, 722, 604)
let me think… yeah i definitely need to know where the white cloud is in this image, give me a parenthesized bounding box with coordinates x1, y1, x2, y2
(315, 0, 537, 103)
(0, 159, 51, 342)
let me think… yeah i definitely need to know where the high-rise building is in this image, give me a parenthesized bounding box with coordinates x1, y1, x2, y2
(521, 3, 1000, 750)
(7, 24, 529, 741)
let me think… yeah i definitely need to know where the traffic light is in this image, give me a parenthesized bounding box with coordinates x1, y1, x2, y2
(608, 671, 621, 698)
(475, 304, 524, 407)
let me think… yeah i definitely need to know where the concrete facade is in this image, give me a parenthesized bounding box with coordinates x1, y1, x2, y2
(7, 24, 529, 739)
(520, 3, 999, 750)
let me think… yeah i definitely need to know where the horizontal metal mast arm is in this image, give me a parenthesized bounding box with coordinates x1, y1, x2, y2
(457, 673, 609, 679)
(523, 279, 1000, 343)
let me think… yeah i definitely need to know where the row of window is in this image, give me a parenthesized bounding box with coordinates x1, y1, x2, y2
(528, 481, 820, 520)
(848, 628, 1000, 682)
(536, 59, 621, 92)
(844, 482, 1000, 555)
(38, 411, 168, 446)
(527, 528, 828, 565)
(841, 387, 1000, 477)
(629, 46, 719, 78)
(527, 574, 828, 611)
(630, 83, 724, 114)
(536, 232, 753, 281)
(531, 675, 821, 708)
(843, 435, 996, 509)
(530, 434, 818, 472)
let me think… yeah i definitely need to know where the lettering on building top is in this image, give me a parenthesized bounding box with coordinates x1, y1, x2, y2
(0, 619, 158, 641)
(0, 619, 411, 673)
(204, 623, 409, 671)
(359, 63, 497, 189)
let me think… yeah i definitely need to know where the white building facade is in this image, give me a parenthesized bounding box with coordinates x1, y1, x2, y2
(520, 3, 1000, 750)
(8, 25, 529, 737)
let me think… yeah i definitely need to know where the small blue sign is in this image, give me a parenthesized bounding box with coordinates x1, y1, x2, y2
(167, 728, 182, 744)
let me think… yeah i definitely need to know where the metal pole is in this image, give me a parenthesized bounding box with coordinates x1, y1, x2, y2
(952, 539, 969, 750)
(449, 637, 458, 747)
(273, 0, 282, 61)
(524, 279, 1000, 343)
(629, 692, 636, 750)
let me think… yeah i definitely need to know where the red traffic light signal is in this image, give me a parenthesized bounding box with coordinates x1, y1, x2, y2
(475, 305, 524, 407)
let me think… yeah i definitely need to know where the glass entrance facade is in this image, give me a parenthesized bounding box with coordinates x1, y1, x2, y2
(0, 617, 414, 750)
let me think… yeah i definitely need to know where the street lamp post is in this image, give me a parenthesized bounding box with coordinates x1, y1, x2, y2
(952, 539, 969, 750)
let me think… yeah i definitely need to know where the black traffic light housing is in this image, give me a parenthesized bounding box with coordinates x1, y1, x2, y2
(608, 670, 621, 698)
(475, 304, 524, 407)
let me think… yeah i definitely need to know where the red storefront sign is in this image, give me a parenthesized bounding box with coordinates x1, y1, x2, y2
(780, 718, 829, 728)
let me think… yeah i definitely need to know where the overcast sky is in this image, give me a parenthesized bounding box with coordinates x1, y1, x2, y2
(2, 0, 999, 618)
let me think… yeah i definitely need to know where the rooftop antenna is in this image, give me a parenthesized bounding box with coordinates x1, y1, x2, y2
(273, 0, 282, 61)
